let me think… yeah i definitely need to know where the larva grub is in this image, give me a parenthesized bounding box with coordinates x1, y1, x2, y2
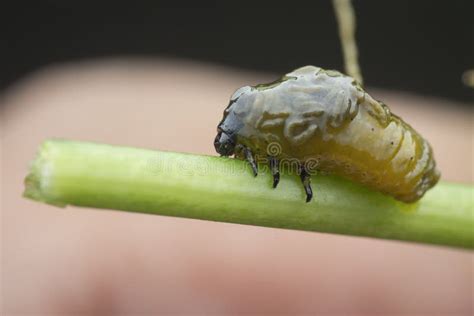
(214, 66, 440, 203)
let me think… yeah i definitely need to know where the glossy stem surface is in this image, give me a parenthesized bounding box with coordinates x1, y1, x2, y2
(24, 140, 473, 249)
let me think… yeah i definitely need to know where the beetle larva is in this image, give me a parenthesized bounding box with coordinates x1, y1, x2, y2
(214, 66, 440, 203)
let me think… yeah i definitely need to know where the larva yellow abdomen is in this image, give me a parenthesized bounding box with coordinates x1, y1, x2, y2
(214, 65, 440, 202)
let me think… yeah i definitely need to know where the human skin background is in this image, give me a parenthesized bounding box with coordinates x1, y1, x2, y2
(1, 58, 473, 315)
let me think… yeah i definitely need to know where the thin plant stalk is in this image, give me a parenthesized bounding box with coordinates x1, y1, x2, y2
(333, 0, 364, 84)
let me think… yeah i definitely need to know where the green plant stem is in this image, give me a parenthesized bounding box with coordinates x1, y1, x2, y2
(24, 140, 473, 249)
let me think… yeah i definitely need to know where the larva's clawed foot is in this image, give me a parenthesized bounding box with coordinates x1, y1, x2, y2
(269, 156, 280, 188)
(304, 186, 313, 203)
(273, 174, 280, 189)
(300, 166, 313, 202)
(244, 147, 258, 177)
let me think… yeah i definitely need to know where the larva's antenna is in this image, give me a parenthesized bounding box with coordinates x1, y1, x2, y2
(332, 0, 364, 85)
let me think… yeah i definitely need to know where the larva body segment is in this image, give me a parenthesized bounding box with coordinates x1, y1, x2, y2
(215, 66, 440, 203)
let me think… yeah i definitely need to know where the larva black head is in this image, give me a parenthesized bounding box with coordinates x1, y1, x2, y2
(215, 110, 244, 156)
(214, 130, 235, 156)
(214, 86, 251, 156)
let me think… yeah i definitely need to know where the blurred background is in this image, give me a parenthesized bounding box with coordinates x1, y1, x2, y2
(1, 1, 473, 315)
(1, 1, 473, 102)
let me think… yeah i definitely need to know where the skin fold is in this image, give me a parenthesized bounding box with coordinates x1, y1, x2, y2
(215, 65, 440, 203)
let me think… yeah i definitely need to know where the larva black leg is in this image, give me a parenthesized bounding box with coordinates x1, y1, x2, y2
(269, 156, 280, 188)
(244, 147, 258, 177)
(299, 165, 313, 202)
